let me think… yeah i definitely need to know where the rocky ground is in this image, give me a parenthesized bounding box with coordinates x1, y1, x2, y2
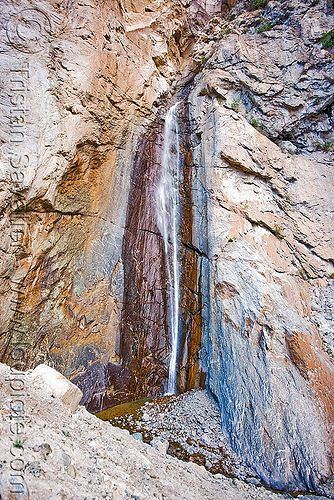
(0, 363, 331, 500)
(98, 389, 334, 497)
(98, 389, 255, 480)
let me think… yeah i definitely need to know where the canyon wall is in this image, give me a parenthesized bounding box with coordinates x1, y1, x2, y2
(0, 0, 199, 410)
(0, 0, 334, 495)
(187, 2, 334, 493)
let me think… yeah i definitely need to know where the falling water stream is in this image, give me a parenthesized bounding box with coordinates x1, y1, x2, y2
(156, 103, 181, 395)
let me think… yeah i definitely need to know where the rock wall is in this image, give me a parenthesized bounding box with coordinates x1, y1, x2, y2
(0, 0, 201, 409)
(0, 0, 334, 495)
(186, 0, 334, 493)
(101, 103, 205, 409)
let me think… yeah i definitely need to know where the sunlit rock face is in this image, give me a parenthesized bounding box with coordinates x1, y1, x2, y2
(186, 1, 334, 493)
(190, 100, 334, 492)
(0, 0, 334, 495)
(0, 0, 199, 409)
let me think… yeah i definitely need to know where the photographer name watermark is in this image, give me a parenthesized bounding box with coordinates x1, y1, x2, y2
(5, 367, 29, 498)
(3, 57, 32, 500)
(2, 7, 53, 499)
(6, 8, 52, 54)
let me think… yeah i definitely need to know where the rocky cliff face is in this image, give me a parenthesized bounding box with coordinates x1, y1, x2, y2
(0, 0, 333, 495)
(0, 0, 198, 408)
(184, 2, 334, 493)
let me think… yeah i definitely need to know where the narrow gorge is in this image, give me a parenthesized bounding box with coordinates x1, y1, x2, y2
(0, 0, 334, 497)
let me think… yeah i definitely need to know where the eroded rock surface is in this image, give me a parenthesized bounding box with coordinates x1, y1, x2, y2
(0, 0, 201, 409)
(186, 0, 334, 493)
(0, 0, 333, 495)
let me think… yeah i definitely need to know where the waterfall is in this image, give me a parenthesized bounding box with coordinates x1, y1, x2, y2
(156, 103, 181, 395)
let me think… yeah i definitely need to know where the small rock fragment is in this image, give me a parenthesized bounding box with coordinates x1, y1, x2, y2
(61, 452, 71, 467)
(111, 489, 122, 500)
(132, 432, 143, 442)
(39, 443, 52, 459)
(65, 464, 76, 478)
(150, 437, 169, 454)
(26, 461, 41, 476)
(245, 476, 261, 486)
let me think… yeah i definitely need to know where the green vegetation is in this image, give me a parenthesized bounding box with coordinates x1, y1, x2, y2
(249, 0, 268, 10)
(316, 140, 333, 152)
(250, 115, 260, 127)
(219, 28, 231, 39)
(258, 22, 274, 33)
(201, 55, 207, 64)
(329, 273, 334, 279)
(273, 224, 285, 239)
(249, 115, 264, 131)
(13, 439, 25, 449)
(300, 265, 310, 279)
(228, 238, 234, 242)
(323, 141, 333, 152)
(231, 96, 241, 111)
(321, 31, 334, 49)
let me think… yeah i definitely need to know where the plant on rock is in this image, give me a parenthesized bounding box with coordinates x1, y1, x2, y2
(321, 31, 334, 49)
(249, 0, 268, 11)
(249, 115, 263, 131)
(273, 224, 285, 239)
(258, 22, 274, 33)
(219, 28, 231, 39)
(315, 140, 333, 152)
(13, 439, 25, 449)
(231, 96, 241, 111)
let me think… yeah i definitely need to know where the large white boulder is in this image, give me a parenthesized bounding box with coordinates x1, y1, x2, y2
(29, 364, 83, 413)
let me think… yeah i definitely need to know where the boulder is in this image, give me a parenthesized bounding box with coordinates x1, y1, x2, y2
(29, 364, 83, 413)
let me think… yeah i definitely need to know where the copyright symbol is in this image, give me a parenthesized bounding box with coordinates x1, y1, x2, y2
(6, 8, 52, 54)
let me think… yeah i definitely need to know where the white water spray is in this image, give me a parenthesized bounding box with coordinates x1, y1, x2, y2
(156, 103, 181, 395)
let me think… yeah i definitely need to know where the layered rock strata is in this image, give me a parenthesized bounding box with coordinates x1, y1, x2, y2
(0, 0, 333, 495)
(0, 0, 202, 409)
(184, 0, 334, 493)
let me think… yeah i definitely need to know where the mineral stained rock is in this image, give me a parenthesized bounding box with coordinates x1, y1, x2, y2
(186, 4, 334, 493)
(0, 0, 333, 495)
